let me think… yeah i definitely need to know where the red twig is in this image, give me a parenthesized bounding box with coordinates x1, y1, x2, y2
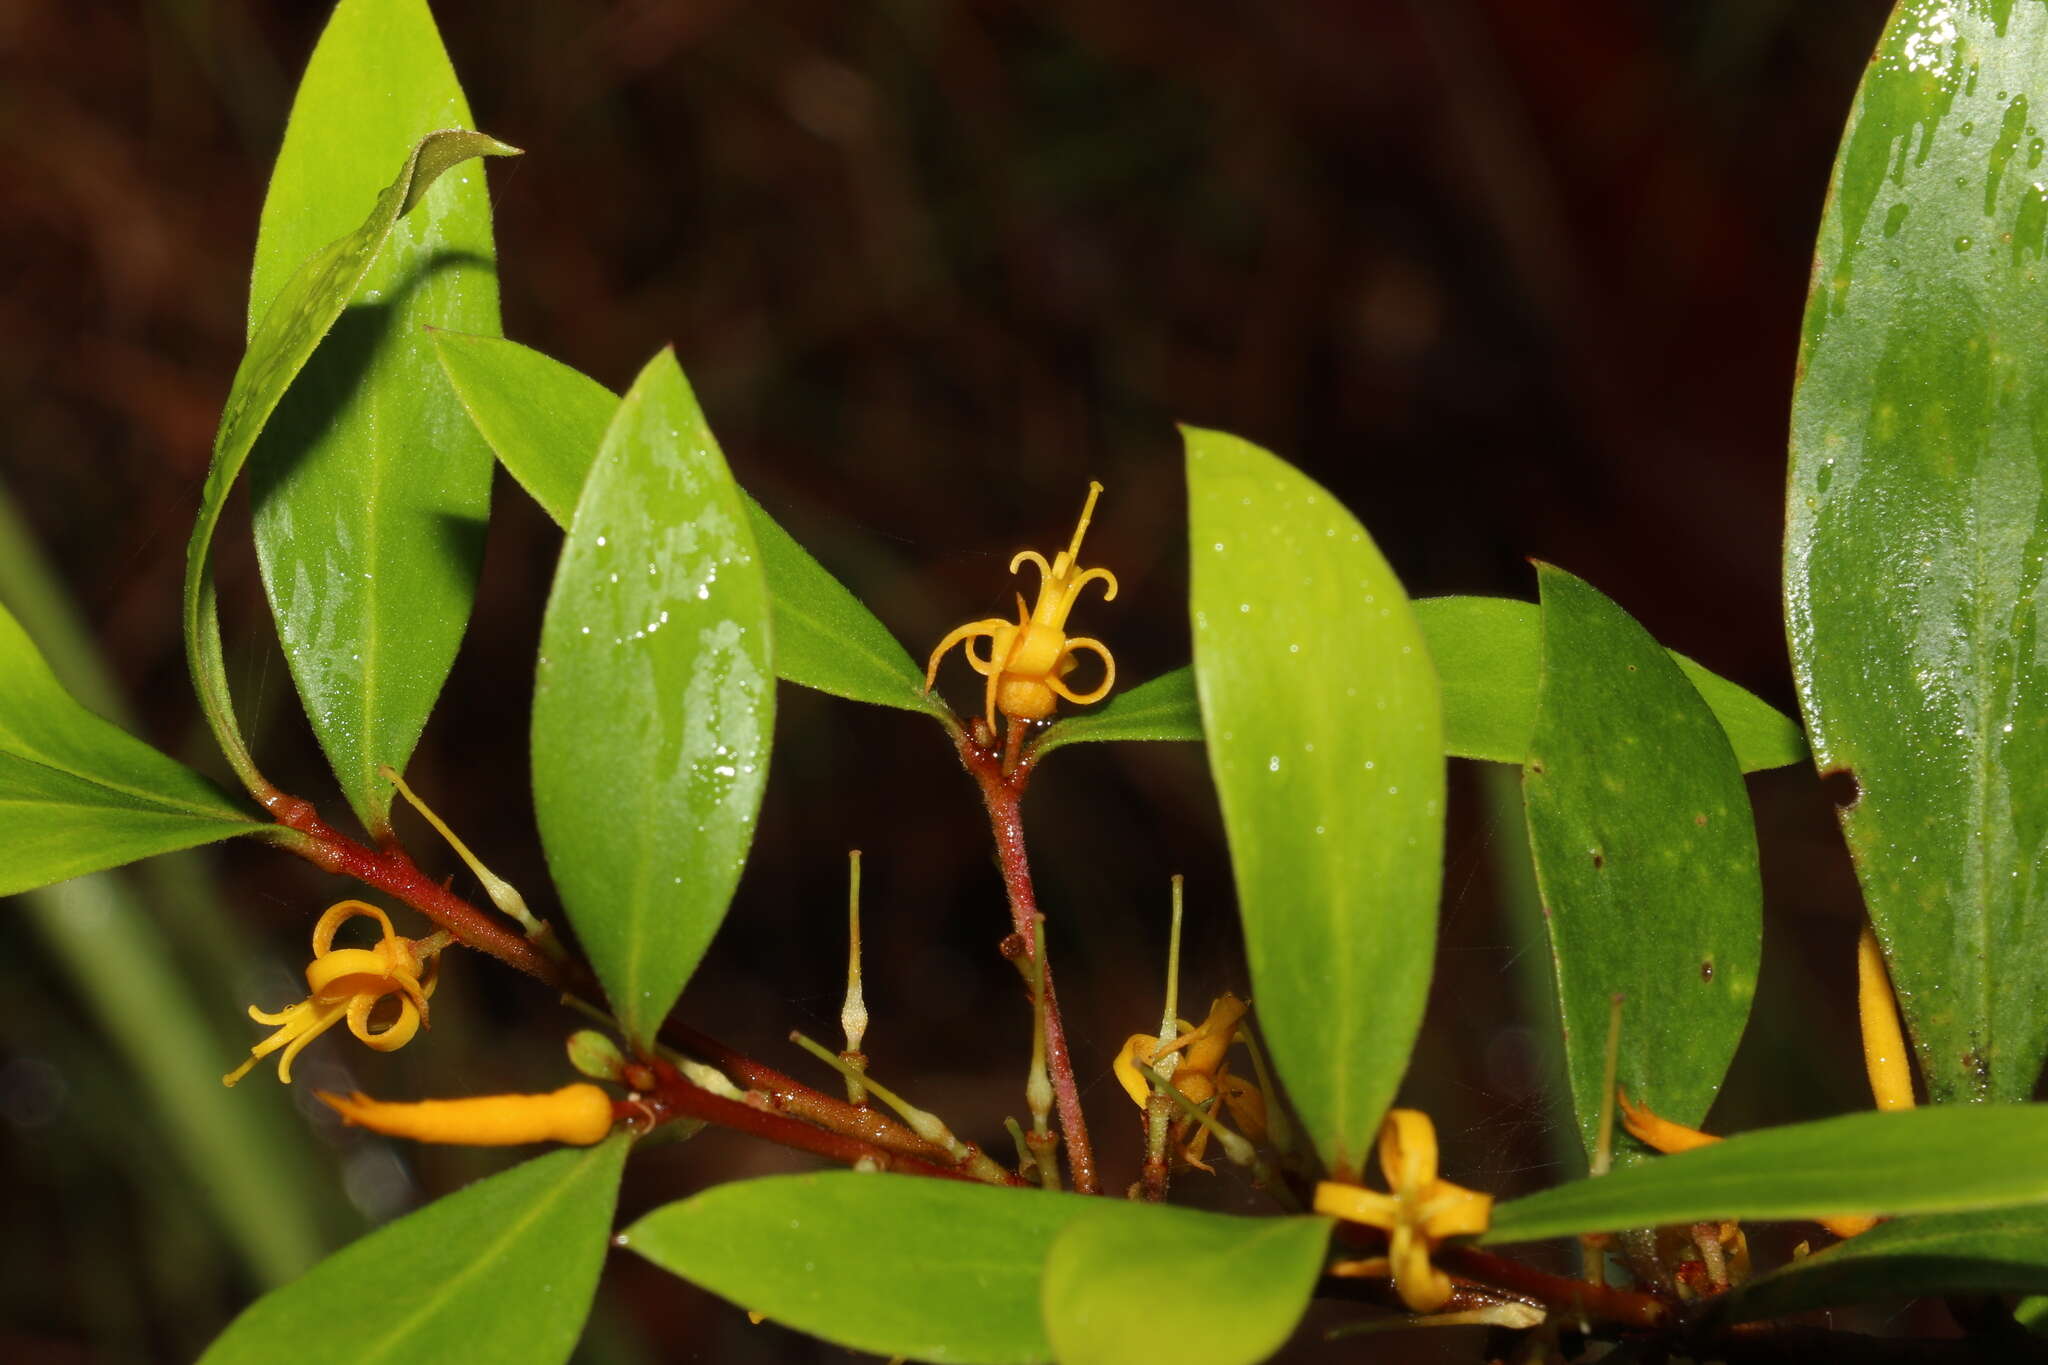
(954, 724, 1100, 1194)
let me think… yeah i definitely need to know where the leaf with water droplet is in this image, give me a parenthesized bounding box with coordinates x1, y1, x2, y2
(1788, 0, 2048, 1101)
(532, 349, 773, 1049)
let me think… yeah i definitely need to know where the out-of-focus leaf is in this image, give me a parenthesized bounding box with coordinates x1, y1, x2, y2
(1042, 1205, 1329, 1365)
(182, 127, 516, 794)
(1785, 0, 2048, 1102)
(245, 0, 506, 835)
(201, 1137, 629, 1365)
(531, 349, 773, 1048)
(1033, 667, 1201, 757)
(624, 1173, 1091, 1365)
(1521, 565, 1761, 1163)
(0, 599, 259, 896)
(1485, 1105, 2048, 1244)
(1712, 1205, 2048, 1324)
(432, 331, 941, 715)
(1416, 597, 1804, 772)
(1025, 596, 1803, 771)
(1186, 426, 1443, 1177)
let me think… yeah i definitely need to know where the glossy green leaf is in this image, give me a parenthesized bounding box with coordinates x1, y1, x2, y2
(1042, 1207, 1329, 1365)
(1485, 1104, 2048, 1244)
(201, 1136, 629, 1365)
(1186, 427, 1444, 1176)
(531, 349, 774, 1048)
(0, 599, 259, 895)
(1785, 0, 2048, 1102)
(1025, 597, 1802, 771)
(624, 1173, 1093, 1365)
(431, 331, 942, 716)
(1033, 667, 1202, 758)
(1713, 1204, 2048, 1324)
(1522, 565, 1761, 1163)
(1417, 597, 1804, 772)
(182, 126, 516, 795)
(245, 0, 504, 836)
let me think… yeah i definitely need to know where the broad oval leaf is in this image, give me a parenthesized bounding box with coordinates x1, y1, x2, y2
(1418, 596, 1804, 772)
(201, 1136, 629, 1365)
(1186, 426, 1444, 1176)
(624, 1172, 1093, 1365)
(1785, 0, 2048, 1102)
(431, 331, 941, 716)
(247, 0, 504, 836)
(1485, 1104, 2048, 1244)
(182, 127, 516, 794)
(0, 599, 259, 895)
(1713, 1204, 2048, 1325)
(1028, 599, 1802, 772)
(531, 348, 774, 1048)
(1042, 1206, 1329, 1365)
(1522, 565, 1761, 1163)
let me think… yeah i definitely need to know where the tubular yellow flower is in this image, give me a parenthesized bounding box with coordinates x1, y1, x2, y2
(222, 900, 440, 1087)
(925, 482, 1118, 730)
(1315, 1109, 1493, 1314)
(317, 1083, 617, 1147)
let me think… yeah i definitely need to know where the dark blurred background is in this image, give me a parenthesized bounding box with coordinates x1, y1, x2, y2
(1, 1, 1905, 1360)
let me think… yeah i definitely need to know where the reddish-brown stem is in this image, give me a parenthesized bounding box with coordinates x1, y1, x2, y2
(1438, 1245, 1669, 1330)
(639, 1058, 993, 1181)
(954, 725, 1100, 1194)
(660, 1021, 952, 1165)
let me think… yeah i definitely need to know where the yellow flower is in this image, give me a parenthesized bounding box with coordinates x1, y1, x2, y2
(318, 1083, 616, 1146)
(223, 900, 440, 1086)
(925, 482, 1118, 730)
(1315, 1109, 1493, 1313)
(1113, 992, 1266, 1169)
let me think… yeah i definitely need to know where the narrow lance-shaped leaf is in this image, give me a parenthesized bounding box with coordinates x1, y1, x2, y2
(531, 348, 773, 1048)
(431, 331, 942, 716)
(0, 599, 260, 896)
(1485, 1104, 2048, 1244)
(1786, 0, 2048, 1101)
(1042, 1206, 1330, 1365)
(247, 0, 506, 836)
(1030, 596, 1804, 772)
(1187, 427, 1444, 1177)
(182, 128, 517, 796)
(624, 1173, 1095, 1365)
(1521, 565, 1761, 1164)
(201, 1137, 630, 1365)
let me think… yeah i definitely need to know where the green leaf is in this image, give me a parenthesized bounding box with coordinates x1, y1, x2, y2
(1417, 597, 1804, 772)
(431, 331, 943, 716)
(624, 1173, 1092, 1365)
(1033, 668, 1202, 758)
(244, 0, 506, 835)
(1521, 565, 1761, 1163)
(1186, 426, 1444, 1177)
(1042, 1207, 1329, 1365)
(1026, 597, 1803, 772)
(1713, 1204, 2048, 1324)
(201, 1137, 629, 1365)
(1785, 0, 2048, 1102)
(183, 126, 516, 796)
(1485, 1104, 2048, 1243)
(0, 599, 259, 895)
(531, 349, 774, 1048)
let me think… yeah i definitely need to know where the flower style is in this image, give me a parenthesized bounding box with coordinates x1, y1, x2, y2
(925, 482, 1118, 730)
(1315, 1108, 1493, 1313)
(1113, 992, 1267, 1169)
(222, 899, 441, 1086)
(318, 1083, 616, 1146)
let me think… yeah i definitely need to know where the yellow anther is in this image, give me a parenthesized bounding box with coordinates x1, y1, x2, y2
(223, 900, 441, 1086)
(1314, 1109, 1493, 1314)
(924, 483, 1119, 730)
(317, 1083, 615, 1146)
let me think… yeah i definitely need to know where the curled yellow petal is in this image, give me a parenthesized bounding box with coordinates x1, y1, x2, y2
(1113, 1034, 1159, 1109)
(1617, 1089, 1720, 1155)
(318, 1083, 617, 1146)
